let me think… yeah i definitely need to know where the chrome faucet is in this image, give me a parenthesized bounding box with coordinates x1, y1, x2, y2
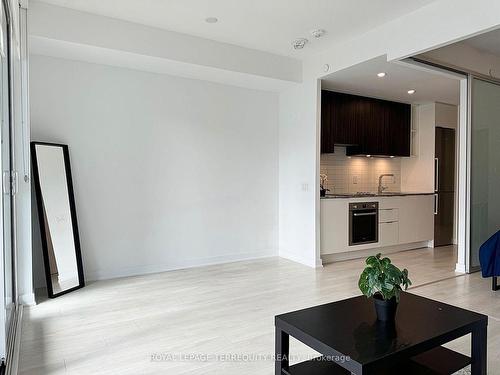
(378, 174, 394, 194)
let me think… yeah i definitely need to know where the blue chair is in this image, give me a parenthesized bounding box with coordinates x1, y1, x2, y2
(479, 230, 500, 291)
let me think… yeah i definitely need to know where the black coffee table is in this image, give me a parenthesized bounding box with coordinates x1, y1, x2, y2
(275, 292, 488, 375)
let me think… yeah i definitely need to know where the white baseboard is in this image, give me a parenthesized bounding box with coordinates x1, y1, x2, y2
(321, 242, 431, 263)
(279, 250, 318, 268)
(19, 292, 36, 306)
(86, 249, 277, 281)
(455, 263, 466, 274)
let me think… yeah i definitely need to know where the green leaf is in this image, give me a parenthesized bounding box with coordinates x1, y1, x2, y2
(365, 255, 378, 267)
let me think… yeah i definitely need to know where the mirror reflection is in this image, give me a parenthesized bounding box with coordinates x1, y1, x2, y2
(32, 143, 84, 297)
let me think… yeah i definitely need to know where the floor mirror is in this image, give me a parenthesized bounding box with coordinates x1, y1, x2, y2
(31, 142, 84, 298)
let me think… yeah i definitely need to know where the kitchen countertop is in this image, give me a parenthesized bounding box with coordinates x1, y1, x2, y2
(321, 192, 434, 199)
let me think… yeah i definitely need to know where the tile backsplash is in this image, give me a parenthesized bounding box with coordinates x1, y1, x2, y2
(320, 147, 401, 194)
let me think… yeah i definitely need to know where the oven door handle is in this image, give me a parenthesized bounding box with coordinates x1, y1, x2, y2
(352, 212, 377, 217)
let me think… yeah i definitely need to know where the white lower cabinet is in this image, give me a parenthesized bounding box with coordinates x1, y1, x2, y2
(320, 195, 434, 255)
(320, 199, 349, 254)
(379, 221, 399, 247)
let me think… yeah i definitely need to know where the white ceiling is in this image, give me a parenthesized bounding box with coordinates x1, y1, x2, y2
(322, 56, 460, 105)
(463, 28, 500, 57)
(35, 0, 437, 58)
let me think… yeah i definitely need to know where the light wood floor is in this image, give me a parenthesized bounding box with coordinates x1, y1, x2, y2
(19, 246, 500, 374)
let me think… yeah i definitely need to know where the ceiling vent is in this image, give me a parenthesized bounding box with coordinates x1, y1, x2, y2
(292, 38, 309, 50)
(310, 29, 326, 38)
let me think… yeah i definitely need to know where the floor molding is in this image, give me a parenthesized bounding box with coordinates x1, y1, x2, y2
(279, 250, 317, 268)
(455, 262, 467, 274)
(19, 293, 36, 306)
(85, 249, 277, 281)
(321, 242, 431, 263)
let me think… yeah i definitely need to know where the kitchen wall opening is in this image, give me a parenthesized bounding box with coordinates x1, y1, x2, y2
(318, 55, 463, 279)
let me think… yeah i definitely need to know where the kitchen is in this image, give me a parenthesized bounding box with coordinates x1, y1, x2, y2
(319, 57, 460, 266)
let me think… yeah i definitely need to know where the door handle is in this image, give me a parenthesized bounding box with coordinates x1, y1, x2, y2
(12, 171, 18, 196)
(2, 171, 10, 195)
(353, 212, 377, 217)
(434, 158, 439, 192)
(434, 194, 438, 215)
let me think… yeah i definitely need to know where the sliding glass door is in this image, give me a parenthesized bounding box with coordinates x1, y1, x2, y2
(0, 0, 14, 363)
(470, 77, 500, 269)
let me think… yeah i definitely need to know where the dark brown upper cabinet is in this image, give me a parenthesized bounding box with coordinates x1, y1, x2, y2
(321, 90, 411, 156)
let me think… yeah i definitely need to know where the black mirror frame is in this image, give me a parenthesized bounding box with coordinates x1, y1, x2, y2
(31, 141, 85, 298)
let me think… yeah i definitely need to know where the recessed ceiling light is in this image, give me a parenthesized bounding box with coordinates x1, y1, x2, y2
(390, 156, 395, 158)
(310, 29, 326, 38)
(292, 38, 309, 50)
(205, 17, 218, 24)
(366, 155, 371, 158)
(407, 89, 416, 95)
(377, 72, 386, 78)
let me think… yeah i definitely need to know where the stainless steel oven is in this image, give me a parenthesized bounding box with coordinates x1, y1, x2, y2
(349, 202, 378, 246)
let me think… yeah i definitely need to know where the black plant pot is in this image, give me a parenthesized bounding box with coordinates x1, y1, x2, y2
(373, 295, 398, 322)
(320, 189, 327, 197)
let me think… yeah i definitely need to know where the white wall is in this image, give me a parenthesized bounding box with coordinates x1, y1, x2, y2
(278, 79, 320, 268)
(30, 55, 279, 282)
(401, 104, 436, 193)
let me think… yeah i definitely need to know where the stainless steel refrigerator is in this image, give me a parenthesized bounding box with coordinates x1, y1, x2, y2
(434, 127, 456, 247)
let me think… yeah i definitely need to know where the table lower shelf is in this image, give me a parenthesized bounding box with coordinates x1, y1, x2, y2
(282, 346, 471, 375)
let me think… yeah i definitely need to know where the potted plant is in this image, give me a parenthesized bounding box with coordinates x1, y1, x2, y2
(358, 253, 412, 322)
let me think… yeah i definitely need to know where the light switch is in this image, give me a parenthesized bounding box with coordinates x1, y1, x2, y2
(352, 175, 359, 184)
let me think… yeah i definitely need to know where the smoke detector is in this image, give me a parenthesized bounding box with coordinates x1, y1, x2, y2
(310, 29, 326, 39)
(292, 38, 309, 50)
